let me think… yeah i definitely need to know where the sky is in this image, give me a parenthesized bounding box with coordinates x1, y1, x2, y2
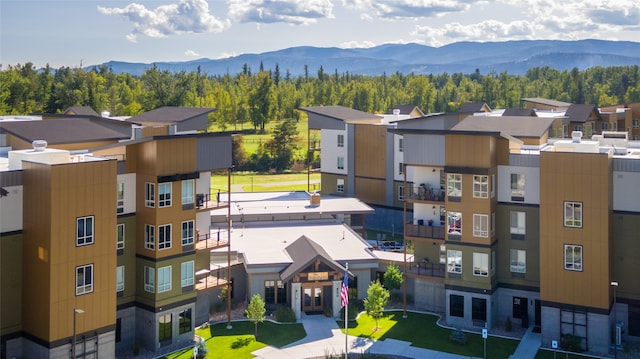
(1, 0, 639, 69)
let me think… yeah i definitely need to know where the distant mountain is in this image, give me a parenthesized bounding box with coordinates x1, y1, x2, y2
(94, 39, 640, 77)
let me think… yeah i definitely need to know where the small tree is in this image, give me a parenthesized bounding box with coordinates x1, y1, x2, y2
(383, 263, 403, 291)
(363, 280, 390, 330)
(246, 294, 266, 336)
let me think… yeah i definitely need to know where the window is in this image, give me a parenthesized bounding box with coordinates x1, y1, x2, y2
(398, 185, 404, 201)
(181, 261, 194, 287)
(447, 174, 462, 197)
(158, 224, 172, 250)
(144, 225, 155, 250)
(472, 297, 487, 322)
(447, 250, 462, 274)
(337, 134, 344, 147)
(473, 175, 488, 198)
(117, 182, 124, 210)
(144, 266, 155, 292)
(158, 314, 172, 342)
(447, 212, 462, 235)
(399, 162, 404, 175)
(473, 214, 488, 238)
(158, 183, 172, 207)
(564, 245, 583, 271)
(602, 122, 609, 131)
(181, 221, 194, 246)
(337, 156, 344, 170)
(145, 182, 155, 207)
(510, 174, 525, 201)
(564, 201, 583, 228)
(491, 213, 495, 237)
(491, 174, 495, 198)
(116, 223, 125, 250)
(510, 249, 526, 273)
(633, 119, 639, 129)
(76, 216, 94, 246)
(510, 211, 526, 235)
(265, 280, 276, 304)
(399, 137, 403, 152)
(450, 294, 464, 318)
(337, 179, 344, 193)
(439, 245, 446, 264)
(181, 179, 194, 205)
(116, 266, 124, 292)
(76, 264, 93, 295)
(158, 266, 171, 293)
(179, 308, 192, 334)
(473, 252, 488, 277)
(277, 281, 287, 304)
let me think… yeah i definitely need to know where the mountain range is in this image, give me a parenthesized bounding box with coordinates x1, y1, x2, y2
(96, 39, 640, 77)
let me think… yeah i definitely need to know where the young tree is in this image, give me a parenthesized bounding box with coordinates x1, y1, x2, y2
(245, 294, 266, 336)
(363, 280, 390, 330)
(383, 263, 403, 291)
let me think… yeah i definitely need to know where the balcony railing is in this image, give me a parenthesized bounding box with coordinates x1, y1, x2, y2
(406, 184, 444, 202)
(405, 223, 445, 240)
(196, 191, 229, 210)
(405, 259, 445, 278)
(195, 265, 228, 291)
(195, 229, 229, 251)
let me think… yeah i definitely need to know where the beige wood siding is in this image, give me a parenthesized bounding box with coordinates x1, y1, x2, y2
(354, 125, 386, 179)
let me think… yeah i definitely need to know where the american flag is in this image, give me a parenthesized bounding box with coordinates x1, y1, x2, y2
(340, 269, 349, 308)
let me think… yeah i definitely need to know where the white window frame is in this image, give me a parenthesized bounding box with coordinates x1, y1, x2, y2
(144, 266, 155, 292)
(447, 173, 462, 197)
(158, 182, 172, 208)
(510, 249, 526, 273)
(337, 156, 344, 170)
(181, 261, 194, 287)
(116, 265, 124, 292)
(510, 174, 525, 199)
(510, 211, 526, 235)
(399, 162, 404, 175)
(447, 250, 462, 274)
(158, 266, 172, 293)
(337, 134, 344, 148)
(76, 264, 94, 295)
(158, 224, 172, 250)
(144, 224, 155, 250)
(117, 182, 124, 210)
(145, 182, 155, 207)
(337, 178, 344, 193)
(182, 221, 194, 246)
(399, 137, 403, 152)
(117, 223, 125, 250)
(398, 185, 404, 201)
(181, 179, 194, 205)
(473, 214, 488, 238)
(447, 211, 462, 235)
(473, 252, 489, 277)
(77, 216, 94, 246)
(564, 245, 583, 271)
(564, 201, 583, 228)
(633, 119, 639, 129)
(473, 175, 488, 198)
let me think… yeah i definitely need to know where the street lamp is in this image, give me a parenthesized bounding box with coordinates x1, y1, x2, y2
(610, 281, 618, 359)
(72, 308, 85, 359)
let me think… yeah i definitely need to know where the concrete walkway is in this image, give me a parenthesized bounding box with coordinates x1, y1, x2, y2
(252, 314, 481, 359)
(509, 326, 541, 358)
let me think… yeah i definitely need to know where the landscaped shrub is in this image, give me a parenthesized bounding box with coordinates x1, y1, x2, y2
(450, 329, 467, 345)
(275, 306, 296, 323)
(560, 334, 584, 352)
(194, 337, 208, 359)
(339, 303, 359, 321)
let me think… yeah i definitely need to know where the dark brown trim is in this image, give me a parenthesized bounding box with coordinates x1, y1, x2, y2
(136, 251, 195, 262)
(497, 282, 540, 293)
(158, 171, 199, 183)
(0, 229, 22, 237)
(134, 298, 196, 313)
(444, 166, 490, 175)
(445, 284, 495, 295)
(22, 324, 116, 349)
(540, 300, 609, 315)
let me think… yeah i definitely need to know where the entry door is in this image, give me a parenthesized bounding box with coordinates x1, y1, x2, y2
(302, 286, 323, 312)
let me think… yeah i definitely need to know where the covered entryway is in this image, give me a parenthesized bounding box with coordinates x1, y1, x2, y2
(302, 286, 323, 312)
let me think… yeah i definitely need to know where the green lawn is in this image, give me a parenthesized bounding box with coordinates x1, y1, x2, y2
(210, 172, 320, 192)
(339, 311, 519, 359)
(161, 321, 305, 359)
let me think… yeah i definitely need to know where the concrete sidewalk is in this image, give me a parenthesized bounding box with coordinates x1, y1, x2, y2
(509, 326, 541, 359)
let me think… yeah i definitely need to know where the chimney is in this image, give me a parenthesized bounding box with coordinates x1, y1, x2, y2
(32, 140, 47, 152)
(310, 192, 321, 206)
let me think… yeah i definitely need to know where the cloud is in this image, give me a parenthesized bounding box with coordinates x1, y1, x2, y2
(340, 40, 377, 48)
(184, 50, 200, 57)
(341, 0, 474, 19)
(413, 20, 536, 45)
(98, 0, 230, 42)
(228, 0, 334, 25)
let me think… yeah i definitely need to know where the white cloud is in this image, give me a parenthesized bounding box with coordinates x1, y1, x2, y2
(184, 49, 200, 57)
(98, 0, 230, 42)
(341, 0, 475, 19)
(340, 40, 377, 48)
(228, 0, 334, 25)
(413, 20, 536, 45)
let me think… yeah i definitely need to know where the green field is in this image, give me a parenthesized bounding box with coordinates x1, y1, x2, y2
(211, 171, 321, 192)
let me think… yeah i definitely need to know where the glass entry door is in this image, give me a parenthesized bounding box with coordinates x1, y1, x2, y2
(302, 286, 323, 312)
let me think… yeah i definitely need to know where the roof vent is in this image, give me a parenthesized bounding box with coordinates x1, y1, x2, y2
(571, 131, 582, 143)
(393, 109, 401, 116)
(101, 110, 111, 117)
(32, 140, 47, 151)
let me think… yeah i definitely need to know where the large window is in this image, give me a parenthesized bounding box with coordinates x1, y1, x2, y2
(473, 252, 489, 277)
(144, 266, 155, 292)
(158, 314, 172, 342)
(564, 245, 583, 271)
(181, 261, 194, 287)
(510, 249, 526, 273)
(448, 212, 462, 235)
(77, 216, 94, 246)
(179, 308, 192, 334)
(265, 280, 276, 304)
(473, 175, 488, 198)
(158, 183, 172, 208)
(337, 156, 344, 170)
(117, 223, 125, 250)
(337, 134, 344, 147)
(337, 179, 344, 193)
(447, 174, 462, 197)
(510, 211, 526, 235)
(117, 182, 124, 211)
(158, 266, 172, 293)
(277, 281, 287, 304)
(473, 214, 488, 238)
(472, 297, 487, 322)
(76, 264, 93, 295)
(181, 221, 194, 246)
(450, 294, 464, 318)
(145, 225, 155, 250)
(145, 182, 155, 207)
(511, 174, 525, 201)
(158, 224, 171, 250)
(564, 201, 583, 228)
(447, 250, 462, 274)
(116, 266, 124, 292)
(181, 179, 194, 205)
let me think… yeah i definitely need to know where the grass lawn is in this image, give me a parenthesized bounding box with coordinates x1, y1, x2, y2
(161, 321, 305, 359)
(338, 311, 519, 359)
(210, 172, 320, 192)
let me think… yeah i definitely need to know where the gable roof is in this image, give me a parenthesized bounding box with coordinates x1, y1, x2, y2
(300, 106, 381, 123)
(0, 119, 131, 145)
(459, 102, 491, 113)
(521, 97, 571, 108)
(280, 235, 349, 282)
(390, 105, 425, 117)
(64, 106, 100, 117)
(451, 115, 556, 138)
(564, 103, 601, 123)
(502, 108, 537, 117)
(126, 106, 216, 126)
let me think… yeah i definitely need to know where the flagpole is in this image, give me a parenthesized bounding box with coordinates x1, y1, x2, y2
(344, 262, 348, 359)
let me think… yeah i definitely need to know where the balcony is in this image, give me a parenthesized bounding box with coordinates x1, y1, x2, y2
(196, 192, 229, 211)
(406, 184, 444, 203)
(405, 223, 445, 240)
(405, 258, 445, 279)
(195, 229, 229, 251)
(195, 265, 229, 291)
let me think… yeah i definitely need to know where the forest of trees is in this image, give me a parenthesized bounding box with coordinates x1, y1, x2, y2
(1, 62, 640, 132)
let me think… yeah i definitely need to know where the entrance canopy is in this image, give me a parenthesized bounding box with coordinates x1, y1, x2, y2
(280, 235, 352, 283)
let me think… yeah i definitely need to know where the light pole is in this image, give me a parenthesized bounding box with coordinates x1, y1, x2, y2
(72, 308, 84, 359)
(611, 281, 618, 359)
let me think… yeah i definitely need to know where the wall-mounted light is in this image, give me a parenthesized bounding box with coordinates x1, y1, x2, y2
(432, 168, 436, 172)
